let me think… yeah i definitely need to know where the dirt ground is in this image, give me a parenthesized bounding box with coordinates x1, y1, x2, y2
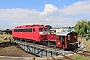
(0, 46, 35, 57)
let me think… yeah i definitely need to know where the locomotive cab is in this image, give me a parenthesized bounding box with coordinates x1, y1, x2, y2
(67, 32, 78, 50)
(39, 28, 47, 35)
(39, 27, 48, 40)
(56, 31, 78, 50)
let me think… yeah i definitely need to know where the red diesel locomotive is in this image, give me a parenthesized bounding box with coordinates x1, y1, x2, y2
(12, 24, 78, 50)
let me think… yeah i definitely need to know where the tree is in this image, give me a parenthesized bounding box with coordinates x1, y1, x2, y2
(74, 20, 89, 36)
(5, 29, 12, 34)
(87, 21, 90, 35)
(88, 21, 90, 29)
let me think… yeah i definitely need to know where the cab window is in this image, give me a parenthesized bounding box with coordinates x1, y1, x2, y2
(39, 28, 43, 32)
(68, 35, 70, 41)
(57, 36, 61, 40)
(44, 28, 47, 31)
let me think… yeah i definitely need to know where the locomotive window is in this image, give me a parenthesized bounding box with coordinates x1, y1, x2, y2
(68, 35, 70, 40)
(21, 29, 22, 32)
(74, 35, 77, 39)
(14, 29, 18, 32)
(14, 29, 15, 32)
(56, 36, 61, 40)
(14, 29, 22, 32)
(39, 28, 43, 32)
(16, 29, 17, 32)
(26, 29, 28, 32)
(22, 29, 25, 32)
(17, 29, 22, 32)
(44, 28, 47, 31)
(59, 36, 61, 40)
(14, 29, 16, 32)
(22, 28, 32, 32)
(28, 28, 32, 32)
(14, 29, 32, 32)
(57, 36, 59, 40)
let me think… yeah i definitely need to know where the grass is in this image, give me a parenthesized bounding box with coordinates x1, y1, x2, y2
(70, 37, 90, 60)
(71, 54, 90, 60)
(0, 34, 11, 42)
(0, 34, 11, 50)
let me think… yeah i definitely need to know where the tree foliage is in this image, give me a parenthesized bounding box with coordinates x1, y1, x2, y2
(88, 21, 90, 29)
(5, 29, 12, 34)
(74, 20, 89, 36)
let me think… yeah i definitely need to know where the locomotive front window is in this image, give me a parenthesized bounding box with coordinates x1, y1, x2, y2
(44, 28, 47, 31)
(39, 28, 43, 32)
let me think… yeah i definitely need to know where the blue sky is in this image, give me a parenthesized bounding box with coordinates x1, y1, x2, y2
(0, 0, 80, 11)
(0, 0, 90, 29)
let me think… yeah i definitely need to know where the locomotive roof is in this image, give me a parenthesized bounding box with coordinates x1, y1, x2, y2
(56, 31, 77, 36)
(56, 32, 70, 36)
(14, 24, 46, 28)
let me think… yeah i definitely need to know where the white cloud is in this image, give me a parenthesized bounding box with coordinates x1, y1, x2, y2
(59, 0, 90, 16)
(0, 1, 90, 29)
(0, 4, 58, 28)
(40, 4, 57, 16)
(0, 8, 40, 22)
